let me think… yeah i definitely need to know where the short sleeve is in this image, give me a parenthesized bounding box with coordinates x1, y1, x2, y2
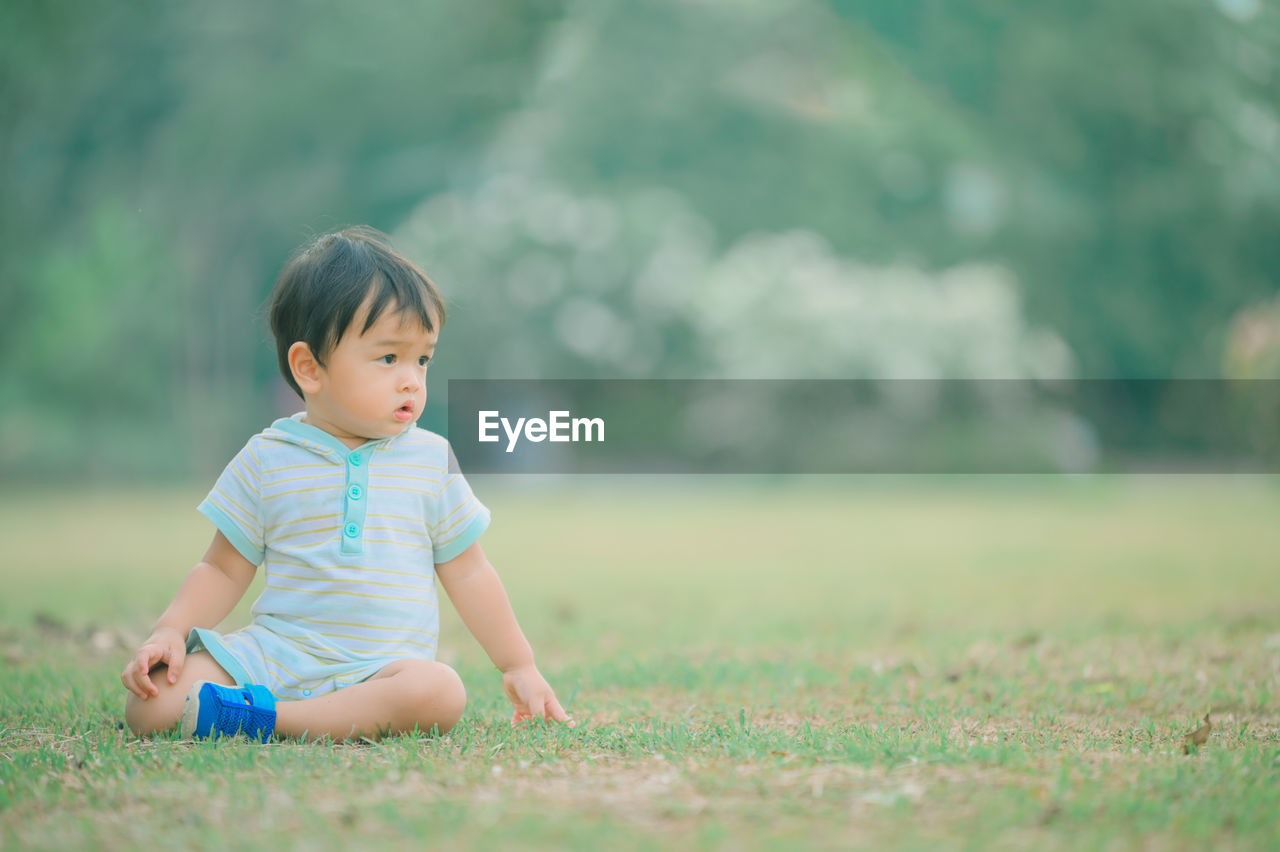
(198, 441, 266, 565)
(427, 442, 491, 564)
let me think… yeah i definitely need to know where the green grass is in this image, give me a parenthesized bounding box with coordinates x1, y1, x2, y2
(2, 476, 1279, 849)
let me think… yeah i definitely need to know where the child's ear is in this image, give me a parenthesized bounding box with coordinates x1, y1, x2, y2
(287, 342, 324, 394)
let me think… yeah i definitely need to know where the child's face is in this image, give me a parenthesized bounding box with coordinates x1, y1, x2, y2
(304, 299, 438, 449)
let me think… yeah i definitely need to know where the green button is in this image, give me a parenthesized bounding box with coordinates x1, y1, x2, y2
(344, 523, 360, 538)
(349, 453, 362, 467)
(348, 484, 362, 500)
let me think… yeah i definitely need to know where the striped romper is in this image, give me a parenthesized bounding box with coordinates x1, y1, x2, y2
(186, 413, 490, 700)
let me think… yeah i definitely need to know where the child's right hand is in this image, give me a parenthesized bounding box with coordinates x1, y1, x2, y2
(121, 626, 187, 699)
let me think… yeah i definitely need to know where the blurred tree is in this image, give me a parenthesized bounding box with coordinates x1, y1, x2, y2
(833, 0, 1280, 376)
(1, 0, 563, 477)
(1223, 294, 1280, 461)
(492, 0, 1280, 376)
(398, 175, 1072, 382)
(3, 0, 1278, 478)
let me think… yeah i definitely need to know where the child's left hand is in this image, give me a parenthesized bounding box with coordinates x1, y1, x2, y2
(502, 664, 574, 727)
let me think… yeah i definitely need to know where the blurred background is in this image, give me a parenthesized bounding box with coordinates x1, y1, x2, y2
(3, 0, 1279, 482)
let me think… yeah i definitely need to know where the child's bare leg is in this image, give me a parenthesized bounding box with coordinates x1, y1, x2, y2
(274, 659, 465, 742)
(124, 651, 236, 736)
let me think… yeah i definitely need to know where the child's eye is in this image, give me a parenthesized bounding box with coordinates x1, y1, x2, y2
(418, 356, 430, 367)
(379, 354, 396, 365)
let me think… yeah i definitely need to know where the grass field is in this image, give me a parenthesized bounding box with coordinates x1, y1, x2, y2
(2, 476, 1279, 849)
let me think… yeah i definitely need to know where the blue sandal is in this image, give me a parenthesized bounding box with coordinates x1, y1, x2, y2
(180, 681, 277, 742)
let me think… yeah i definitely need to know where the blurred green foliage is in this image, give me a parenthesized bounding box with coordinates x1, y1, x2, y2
(2, 0, 561, 477)
(2, 0, 1278, 479)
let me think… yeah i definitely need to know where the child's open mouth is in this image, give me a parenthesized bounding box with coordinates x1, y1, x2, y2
(394, 403, 414, 422)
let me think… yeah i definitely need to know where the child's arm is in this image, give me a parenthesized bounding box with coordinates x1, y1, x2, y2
(436, 542, 572, 725)
(120, 530, 257, 699)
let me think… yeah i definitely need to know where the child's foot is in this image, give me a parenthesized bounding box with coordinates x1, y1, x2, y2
(180, 681, 277, 742)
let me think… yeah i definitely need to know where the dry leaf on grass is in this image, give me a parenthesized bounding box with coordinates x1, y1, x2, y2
(1183, 712, 1212, 754)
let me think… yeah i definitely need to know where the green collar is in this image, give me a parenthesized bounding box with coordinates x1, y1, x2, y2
(267, 412, 411, 460)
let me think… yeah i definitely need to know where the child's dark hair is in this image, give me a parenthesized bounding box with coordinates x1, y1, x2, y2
(269, 226, 446, 398)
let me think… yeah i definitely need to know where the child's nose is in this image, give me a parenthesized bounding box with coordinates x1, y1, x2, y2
(399, 368, 422, 392)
